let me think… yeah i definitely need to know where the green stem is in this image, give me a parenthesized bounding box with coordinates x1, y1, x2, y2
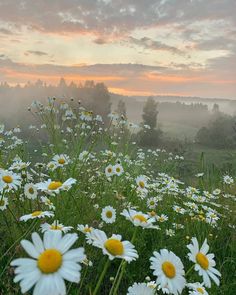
(112, 227, 138, 295)
(93, 259, 110, 295)
(186, 264, 195, 276)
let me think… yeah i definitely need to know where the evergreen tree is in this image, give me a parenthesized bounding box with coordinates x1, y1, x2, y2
(116, 99, 127, 120)
(138, 96, 162, 147)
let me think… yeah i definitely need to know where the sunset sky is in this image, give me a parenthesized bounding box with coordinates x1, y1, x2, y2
(0, 0, 236, 98)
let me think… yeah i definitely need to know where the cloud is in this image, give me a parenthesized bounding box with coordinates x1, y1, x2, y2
(0, 0, 235, 37)
(128, 36, 185, 55)
(0, 57, 235, 99)
(25, 50, 48, 56)
(0, 28, 13, 34)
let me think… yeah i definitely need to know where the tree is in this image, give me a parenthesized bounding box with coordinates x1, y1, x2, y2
(116, 99, 127, 120)
(142, 96, 158, 129)
(138, 97, 162, 147)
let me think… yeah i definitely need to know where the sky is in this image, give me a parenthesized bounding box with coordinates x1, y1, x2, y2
(0, 0, 236, 98)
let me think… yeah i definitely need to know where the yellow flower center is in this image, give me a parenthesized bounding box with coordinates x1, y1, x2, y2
(149, 211, 156, 217)
(104, 239, 124, 256)
(84, 227, 91, 233)
(197, 287, 204, 294)
(116, 167, 121, 172)
(48, 181, 62, 190)
(2, 175, 13, 183)
(50, 225, 62, 230)
(107, 168, 112, 173)
(58, 158, 65, 165)
(162, 261, 176, 278)
(0, 199, 5, 206)
(139, 181, 145, 188)
(196, 252, 209, 270)
(37, 249, 62, 273)
(31, 211, 42, 217)
(106, 211, 113, 218)
(133, 214, 147, 223)
(28, 187, 35, 194)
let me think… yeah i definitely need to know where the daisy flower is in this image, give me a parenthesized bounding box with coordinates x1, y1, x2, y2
(127, 282, 155, 295)
(0, 170, 21, 191)
(156, 214, 168, 223)
(0, 196, 8, 210)
(113, 163, 124, 176)
(77, 224, 93, 234)
(36, 178, 76, 195)
(52, 154, 70, 167)
(121, 209, 157, 229)
(187, 282, 209, 295)
(105, 164, 114, 178)
(187, 237, 221, 287)
(150, 249, 186, 295)
(101, 206, 116, 224)
(88, 229, 138, 262)
(20, 210, 54, 222)
(147, 197, 158, 209)
(136, 175, 148, 190)
(24, 183, 38, 200)
(11, 231, 85, 295)
(41, 196, 55, 210)
(40, 220, 73, 233)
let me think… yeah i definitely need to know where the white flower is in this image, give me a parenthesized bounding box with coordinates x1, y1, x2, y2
(24, 183, 38, 200)
(87, 229, 138, 262)
(187, 237, 221, 287)
(11, 231, 85, 295)
(187, 282, 208, 295)
(101, 206, 116, 224)
(113, 163, 124, 176)
(40, 220, 73, 233)
(150, 249, 186, 295)
(41, 196, 55, 210)
(0, 196, 8, 210)
(52, 154, 70, 167)
(36, 178, 76, 195)
(223, 175, 234, 185)
(105, 164, 114, 178)
(136, 175, 148, 190)
(127, 282, 155, 295)
(121, 209, 157, 229)
(0, 170, 21, 191)
(20, 211, 54, 222)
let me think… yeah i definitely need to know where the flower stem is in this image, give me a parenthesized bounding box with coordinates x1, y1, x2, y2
(93, 258, 110, 295)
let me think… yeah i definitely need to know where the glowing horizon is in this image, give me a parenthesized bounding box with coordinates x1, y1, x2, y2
(0, 0, 235, 99)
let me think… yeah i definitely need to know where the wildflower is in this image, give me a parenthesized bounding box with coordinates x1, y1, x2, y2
(101, 206, 116, 224)
(20, 210, 54, 222)
(0, 196, 8, 210)
(187, 282, 208, 295)
(187, 237, 221, 287)
(150, 249, 186, 295)
(40, 220, 73, 233)
(24, 183, 37, 200)
(105, 164, 114, 178)
(88, 229, 138, 262)
(36, 178, 76, 195)
(127, 282, 155, 295)
(113, 163, 124, 176)
(0, 170, 21, 191)
(121, 209, 157, 229)
(11, 231, 85, 295)
(52, 154, 70, 167)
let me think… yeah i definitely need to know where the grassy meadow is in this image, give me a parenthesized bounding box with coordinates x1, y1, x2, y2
(0, 99, 235, 295)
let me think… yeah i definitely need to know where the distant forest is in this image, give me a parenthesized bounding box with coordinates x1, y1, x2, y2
(1, 78, 236, 149)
